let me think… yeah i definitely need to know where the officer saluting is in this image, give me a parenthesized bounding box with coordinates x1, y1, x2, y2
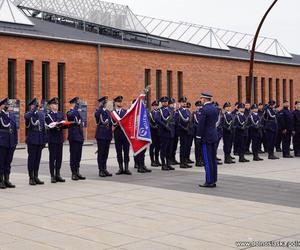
(112, 96, 131, 175)
(0, 98, 17, 189)
(156, 96, 175, 171)
(248, 104, 264, 161)
(95, 96, 113, 177)
(25, 98, 46, 185)
(196, 92, 219, 188)
(175, 97, 192, 168)
(67, 97, 86, 180)
(45, 97, 66, 183)
(149, 100, 161, 167)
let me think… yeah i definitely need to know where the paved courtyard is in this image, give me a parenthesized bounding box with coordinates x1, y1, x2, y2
(1, 143, 300, 250)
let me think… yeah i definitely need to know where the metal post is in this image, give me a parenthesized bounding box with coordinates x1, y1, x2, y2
(247, 0, 278, 103)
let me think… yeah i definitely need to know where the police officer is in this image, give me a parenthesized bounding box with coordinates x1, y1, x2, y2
(156, 96, 175, 171)
(169, 98, 180, 165)
(248, 104, 264, 161)
(0, 98, 17, 189)
(222, 102, 235, 164)
(258, 103, 266, 153)
(193, 101, 204, 167)
(45, 97, 66, 183)
(149, 100, 161, 167)
(186, 101, 195, 164)
(196, 93, 218, 188)
(112, 96, 131, 175)
(275, 105, 283, 152)
(234, 103, 250, 163)
(293, 101, 300, 157)
(279, 100, 294, 158)
(175, 97, 192, 168)
(263, 100, 279, 160)
(215, 102, 223, 165)
(244, 102, 252, 154)
(232, 102, 240, 155)
(95, 96, 114, 177)
(25, 98, 46, 185)
(67, 97, 86, 180)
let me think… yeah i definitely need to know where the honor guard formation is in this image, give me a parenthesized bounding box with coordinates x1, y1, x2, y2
(1, 92, 300, 189)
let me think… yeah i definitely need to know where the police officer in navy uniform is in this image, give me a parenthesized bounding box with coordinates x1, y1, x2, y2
(169, 98, 180, 165)
(186, 101, 195, 164)
(215, 102, 223, 165)
(196, 93, 218, 188)
(232, 102, 240, 155)
(25, 98, 46, 185)
(275, 104, 283, 152)
(156, 96, 175, 171)
(112, 96, 131, 175)
(293, 101, 300, 157)
(193, 101, 204, 167)
(248, 104, 264, 161)
(0, 98, 17, 189)
(263, 100, 280, 160)
(45, 97, 66, 183)
(149, 100, 161, 167)
(67, 97, 86, 180)
(95, 96, 113, 177)
(175, 97, 192, 168)
(222, 102, 235, 164)
(234, 103, 250, 163)
(258, 103, 266, 153)
(278, 100, 294, 158)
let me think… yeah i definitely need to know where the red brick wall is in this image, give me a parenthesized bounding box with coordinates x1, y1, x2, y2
(1, 35, 300, 142)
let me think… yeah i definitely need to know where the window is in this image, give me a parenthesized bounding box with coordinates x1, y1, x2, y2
(177, 71, 183, 100)
(144, 69, 151, 108)
(290, 80, 294, 108)
(58, 63, 65, 111)
(8, 59, 16, 99)
(42, 62, 49, 100)
(282, 79, 287, 102)
(254, 77, 258, 104)
(269, 78, 273, 101)
(261, 77, 266, 104)
(237, 76, 242, 103)
(276, 78, 280, 105)
(25, 60, 33, 109)
(167, 71, 173, 98)
(156, 70, 162, 100)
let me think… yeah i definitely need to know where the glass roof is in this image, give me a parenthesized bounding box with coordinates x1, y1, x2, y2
(13, 0, 147, 33)
(0, 0, 34, 25)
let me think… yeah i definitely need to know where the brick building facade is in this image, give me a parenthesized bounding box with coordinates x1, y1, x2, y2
(0, 17, 300, 142)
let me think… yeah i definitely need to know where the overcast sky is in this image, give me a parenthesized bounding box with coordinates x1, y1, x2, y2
(115, 0, 300, 55)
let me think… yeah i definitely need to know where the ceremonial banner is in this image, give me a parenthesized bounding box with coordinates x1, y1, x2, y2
(111, 94, 151, 156)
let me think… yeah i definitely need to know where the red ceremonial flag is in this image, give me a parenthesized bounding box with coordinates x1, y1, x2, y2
(111, 94, 151, 156)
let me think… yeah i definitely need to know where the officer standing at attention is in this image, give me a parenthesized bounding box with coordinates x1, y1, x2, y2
(278, 100, 294, 158)
(67, 97, 86, 180)
(275, 104, 283, 152)
(293, 101, 300, 157)
(156, 96, 175, 171)
(248, 104, 264, 161)
(244, 102, 252, 154)
(232, 102, 240, 156)
(258, 103, 266, 153)
(175, 97, 192, 169)
(263, 100, 280, 160)
(45, 97, 66, 183)
(234, 103, 250, 163)
(169, 98, 180, 165)
(222, 102, 235, 164)
(112, 96, 131, 175)
(95, 96, 114, 177)
(186, 101, 195, 164)
(196, 92, 219, 188)
(193, 101, 204, 167)
(25, 98, 46, 185)
(0, 98, 17, 189)
(149, 100, 161, 167)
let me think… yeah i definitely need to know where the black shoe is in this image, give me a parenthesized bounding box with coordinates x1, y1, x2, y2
(283, 155, 293, 158)
(99, 170, 106, 178)
(77, 172, 86, 180)
(123, 163, 132, 175)
(161, 165, 169, 171)
(137, 167, 146, 173)
(0, 175, 6, 189)
(253, 156, 264, 161)
(245, 151, 251, 155)
(51, 176, 57, 183)
(195, 162, 204, 167)
(199, 183, 216, 188)
(116, 163, 124, 175)
(29, 178, 37, 185)
(258, 150, 265, 154)
(172, 160, 180, 165)
(217, 161, 223, 165)
(134, 163, 138, 169)
(155, 161, 162, 166)
(4, 175, 15, 188)
(104, 170, 113, 177)
(72, 173, 79, 181)
(180, 163, 188, 169)
(168, 166, 175, 170)
(151, 162, 159, 167)
(34, 177, 44, 185)
(268, 155, 279, 160)
(217, 157, 221, 161)
(187, 159, 194, 164)
(276, 148, 282, 152)
(143, 166, 152, 173)
(230, 155, 236, 160)
(239, 156, 250, 163)
(56, 175, 66, 182)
